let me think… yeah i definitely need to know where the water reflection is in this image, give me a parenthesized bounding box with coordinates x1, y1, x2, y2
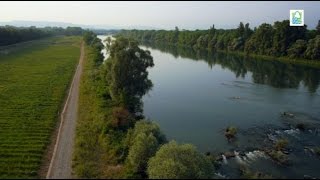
(142, 41, 320, 93)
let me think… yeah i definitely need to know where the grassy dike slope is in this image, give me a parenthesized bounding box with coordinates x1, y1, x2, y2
(74, 38, 136, 178)
(0, 36, 81, 178)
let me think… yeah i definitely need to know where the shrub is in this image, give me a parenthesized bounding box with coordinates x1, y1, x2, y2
(125, 120, 166, 147)
(147, 141, 214, 179)
(124, 120, 166, 178)
(225, 126, 237, 140)
(287, 39, 307, 58)
(125, 133, 159, 178)
(268, 150, 289, 165)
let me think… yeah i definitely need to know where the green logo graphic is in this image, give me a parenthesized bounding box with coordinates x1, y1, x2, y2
(292, 11, 302, 24)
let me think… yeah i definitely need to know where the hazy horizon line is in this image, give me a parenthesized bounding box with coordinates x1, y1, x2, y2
(0, 19, 318, 31)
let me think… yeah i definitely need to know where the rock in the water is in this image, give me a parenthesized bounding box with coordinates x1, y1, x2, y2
(224, 151, 235, 158)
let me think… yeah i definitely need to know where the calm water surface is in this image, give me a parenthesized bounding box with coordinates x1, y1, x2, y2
(140, 43, 320, 152)
(140, 42, 320, 178)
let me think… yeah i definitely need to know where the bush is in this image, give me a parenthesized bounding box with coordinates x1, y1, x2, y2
(287, 39, 307, 58)
(125, 120, 166, 147)
(267, 150, 289, 165)
(225, 126, 237, 140)
(304, 35, 320, 60)
(124, 120, 166, 178)
(125, 133, 159, 178)
(147, 141, 214, 179)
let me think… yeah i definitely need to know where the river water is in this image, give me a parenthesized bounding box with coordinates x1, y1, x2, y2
(98, 36, 320, 178)
(141, 42, 320, 178)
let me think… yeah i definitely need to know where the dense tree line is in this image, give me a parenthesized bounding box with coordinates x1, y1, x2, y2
(0, 26, 86, 46)
(83, 31, 104, 67)
(118, 20, 320, 60)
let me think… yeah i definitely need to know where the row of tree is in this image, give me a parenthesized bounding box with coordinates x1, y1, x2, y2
(118, 20, 320, 60)
(0, 26, 86, 46)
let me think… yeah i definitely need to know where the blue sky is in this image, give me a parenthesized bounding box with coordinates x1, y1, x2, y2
(0, 1, 319, 29)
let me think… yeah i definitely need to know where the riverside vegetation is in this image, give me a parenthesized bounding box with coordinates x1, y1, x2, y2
(0, 36, 81, 178)
(73, 32, 215, 178)
(118, 20, 320, 66)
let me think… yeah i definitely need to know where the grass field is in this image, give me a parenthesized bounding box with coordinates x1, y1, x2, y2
(0, 36, 81, 178)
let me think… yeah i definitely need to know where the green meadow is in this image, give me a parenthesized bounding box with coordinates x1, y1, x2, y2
(0, 36, 81, 178)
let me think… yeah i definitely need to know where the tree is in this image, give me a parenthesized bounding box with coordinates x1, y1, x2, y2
(147, 141, 214, 179)
(174, 26, 179, 43)
(126, 133, 159, 178)
(83, 31, 96, 45)
(110, 106, 133, 130)
(237, 22, 245, 37)
(272, 20, 307, 56)
(244, 23, 274, 55)
(104, 36, 112, 53)
(125, 120, 166, 148)
(194, 34, 209, 49)
(209, 24, 215, 37)
(316, 20, 320, 34)
(0, 26, 86, 46)
(304, 35, 320, 60)
(208, 35, 218, 50)
(287, 39, 307, 58)
(244, 23, 253, 40)
(229, 37, 244, 51)
(125, 120, 166, 178)
(105, 37, 154, 116)
(65, 26, 84, 36)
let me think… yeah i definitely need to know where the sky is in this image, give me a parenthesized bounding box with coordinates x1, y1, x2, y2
(0, 1, 319, 30)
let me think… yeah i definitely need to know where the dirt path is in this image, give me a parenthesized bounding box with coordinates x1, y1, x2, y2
(46, 42, 84, 179)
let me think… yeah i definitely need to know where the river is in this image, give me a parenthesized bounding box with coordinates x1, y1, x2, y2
(98, 35, 320, 179)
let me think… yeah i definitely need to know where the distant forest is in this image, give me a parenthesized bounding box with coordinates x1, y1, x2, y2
(118, 20, 320, 60)
(0, 26, 87, 46)
(0, 26, 120, 46)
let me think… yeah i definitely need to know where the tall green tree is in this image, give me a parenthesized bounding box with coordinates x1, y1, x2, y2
(244, 23, 274, 55)
(237, 22, 245, 37)
(304, 35, 320, 60)
(244, 23, 253, 40)
(272, 20, 307, 56)
(105, 37, 154, 116)
(125, 120, 166, 178)
(287, 39, 307, 58)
